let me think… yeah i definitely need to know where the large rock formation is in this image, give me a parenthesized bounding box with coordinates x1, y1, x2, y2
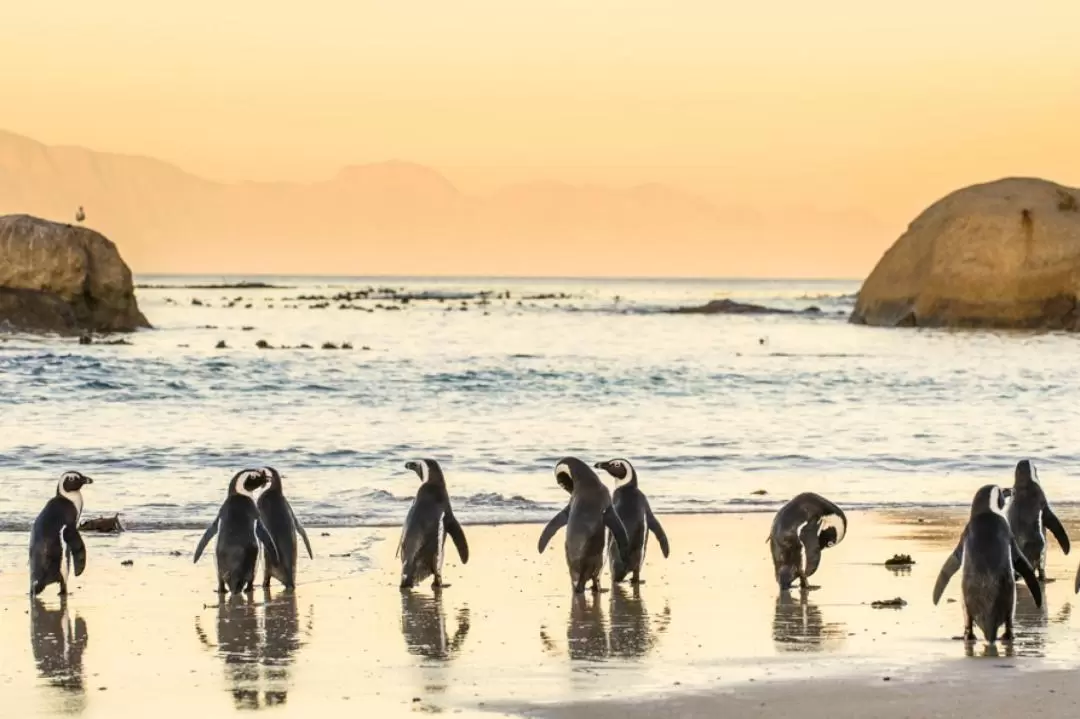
(0, 214, 150, 334)
(851, 178, 1080, 330)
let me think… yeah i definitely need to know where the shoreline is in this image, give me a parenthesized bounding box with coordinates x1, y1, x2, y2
(3, 509, 1080, 718)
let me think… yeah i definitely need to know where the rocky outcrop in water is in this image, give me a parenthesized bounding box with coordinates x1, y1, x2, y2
(0, 214, 150, 334)
(669, 299, 821, 315)
(851, 178, 1080, 330)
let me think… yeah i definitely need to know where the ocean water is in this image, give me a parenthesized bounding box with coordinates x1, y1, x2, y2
(1, 275, 1078, 532)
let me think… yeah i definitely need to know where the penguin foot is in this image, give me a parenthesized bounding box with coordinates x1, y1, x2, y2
(963, 632, 977, 642)
(432, 582, 450, 590)
(630, 579, 646, 586)
(1002, 631, 1014, 642)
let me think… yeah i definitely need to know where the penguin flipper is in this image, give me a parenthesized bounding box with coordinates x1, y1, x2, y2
(193, 517, 219, 564)
(799, 518, 823, 578)
(932, 533, 965, 605)
(604, 506, 631, 559)
(645, 509, 670, 558)
(538, 506, 570, 554)
(287, 499, 315, 559)
(256, 519, 280, 565)
(444, 510, 469, 564)
(63, 526, 87, 577)
(1012, 537, 1042, 607)
(1043, 505, 1070, 555)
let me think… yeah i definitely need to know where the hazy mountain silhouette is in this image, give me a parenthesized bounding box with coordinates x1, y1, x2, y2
(0, 129, 882, 276)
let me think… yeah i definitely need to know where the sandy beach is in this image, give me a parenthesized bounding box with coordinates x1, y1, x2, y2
(3, 508, 1080, 718)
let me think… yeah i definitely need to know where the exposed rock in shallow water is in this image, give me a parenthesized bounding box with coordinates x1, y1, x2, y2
(79, 514, 125, 533)
(0, 215, 150, 334)
(851, 178, 1080, 330)
(669, 299, 822, 315)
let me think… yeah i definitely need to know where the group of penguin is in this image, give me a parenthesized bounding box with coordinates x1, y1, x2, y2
(26, 455, 671, 599)
(772, 459, 1074, 645)
(25, 456, 1071, 646)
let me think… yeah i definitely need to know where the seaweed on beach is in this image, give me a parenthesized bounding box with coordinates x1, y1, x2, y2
(884, 554, 915, 567)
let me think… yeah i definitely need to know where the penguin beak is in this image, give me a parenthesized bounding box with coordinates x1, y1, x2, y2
(82, 476, 94, 485)
(593, 461, 608, 471)
(404, 461, 421, 479)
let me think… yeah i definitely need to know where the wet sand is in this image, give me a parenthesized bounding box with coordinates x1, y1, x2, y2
(3, 509, 1080, 717)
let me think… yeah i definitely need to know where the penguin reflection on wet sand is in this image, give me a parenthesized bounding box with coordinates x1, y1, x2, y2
(1005, 460, 1070, 583)
(30, 597, 89, 698)
(594, 458, 670, 585)
(194, 469, 280, 594)
(538, 457, 631, 594)
(256, 466, 314, 589)
(772, 590, 845, 652)
(397, 459, 469, 590)
(767, 492, 847, 591)
(29, 471, 94, 597)
(933, 485, 1043, 643)
(400, 590, 471, 660)
(608, 583, 670, 658)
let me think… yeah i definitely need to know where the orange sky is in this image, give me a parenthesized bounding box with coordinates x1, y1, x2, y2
(3, 1, 1080, 274)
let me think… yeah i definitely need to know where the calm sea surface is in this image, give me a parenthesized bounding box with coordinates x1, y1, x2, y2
(1, 275, 1077, 531)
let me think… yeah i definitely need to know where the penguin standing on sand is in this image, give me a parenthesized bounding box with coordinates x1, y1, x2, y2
(29, 471, 94, 596)
(933, 485, 1042, 643)
(767, 492, 847, 591)
(194, 469, 279, 595)
(256, 467, 314, 589)
(594, 458, 670, 585)
(1007, 459, 1070, 582)
(538, 457, 632, 593)
(397, 459, 469, 590)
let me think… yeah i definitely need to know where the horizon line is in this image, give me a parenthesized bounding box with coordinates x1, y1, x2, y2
(133, 272, 864, 283)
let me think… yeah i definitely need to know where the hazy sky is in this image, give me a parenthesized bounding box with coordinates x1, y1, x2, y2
(3, 1, 1080, 227)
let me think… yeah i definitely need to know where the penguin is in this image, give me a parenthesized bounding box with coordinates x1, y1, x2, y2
(767, 492, 847, 591)
(194, 469, 279, 594)
(396, 459, 469, 590)
(537, 457, 632, 594)
(256, 466, 314, 589)
(934, 485, 1043, 642)
(1007, 459, 1070, 582)
(29, 471, 94, 597)
(594, 458, 670, 585)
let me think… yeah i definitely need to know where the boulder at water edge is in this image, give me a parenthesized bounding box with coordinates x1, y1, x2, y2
(0, 214, 150, 334)
(851, 178, 1080, 330)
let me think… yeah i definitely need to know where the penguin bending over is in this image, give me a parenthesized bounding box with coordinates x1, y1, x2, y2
(767, 492, 847, 591)
(194, 469, 279, 594)
(538, 457, 632, 594)
(1007, 459, 1069, 582)
(397, 459, 469, 590)
(594, 458, 669, 585)
(29, 471, 94, 596)
(933, 485, 1042, 643)
(256, 466, 314, 589)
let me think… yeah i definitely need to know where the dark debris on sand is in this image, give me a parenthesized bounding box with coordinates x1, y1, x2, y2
(884, 554, 915, 567)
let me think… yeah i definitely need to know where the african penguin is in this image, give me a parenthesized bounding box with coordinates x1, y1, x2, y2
(767, 492, 847, 591)
(256, 466, 314, 589)
(193, 469, 279, 594)
(1007, 459, 1070, 582)
(397, 459, 469, 590)
(537, 457, 632, 594)
(29, 471, 94, 596)
(933, 484, 1043, 643)
(594, 458, 670, 585)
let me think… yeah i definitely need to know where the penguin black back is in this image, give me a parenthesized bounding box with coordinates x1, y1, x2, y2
(397, 459, 469, 590)
(933, 484, 1042, 643)
(256, 467, 314, 589)
(1007, 459, 1070, 582)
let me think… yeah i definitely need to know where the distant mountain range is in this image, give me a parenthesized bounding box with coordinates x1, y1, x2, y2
(0, 129, 887, 276)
